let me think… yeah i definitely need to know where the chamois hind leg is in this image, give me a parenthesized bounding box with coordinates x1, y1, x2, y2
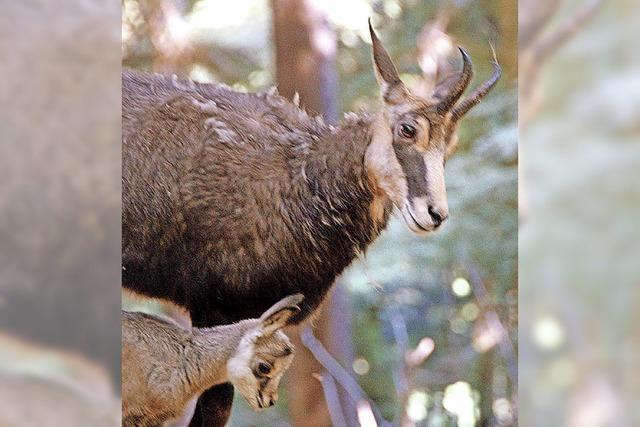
(188, 383, 234, 427)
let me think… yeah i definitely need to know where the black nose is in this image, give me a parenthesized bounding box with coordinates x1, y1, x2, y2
(268, 398, 275, 407)
(428, 206, 448, 227)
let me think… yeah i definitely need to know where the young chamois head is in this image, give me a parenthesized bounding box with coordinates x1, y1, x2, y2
(365, 21, 501, 234)
(227, 294, 303, 410)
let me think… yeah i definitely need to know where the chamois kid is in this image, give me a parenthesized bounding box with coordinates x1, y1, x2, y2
(122, 22, 500, 425)
(122, 294, 302, 427)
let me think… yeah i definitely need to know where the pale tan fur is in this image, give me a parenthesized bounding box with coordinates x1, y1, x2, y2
(365, 113, 409, 209)
(121, 295, 302, 427)
(122, 288, 192, 329)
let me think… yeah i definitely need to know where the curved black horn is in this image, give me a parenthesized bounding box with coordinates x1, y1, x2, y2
(451, 61, 502, 121)
(436, 47, 473, 114)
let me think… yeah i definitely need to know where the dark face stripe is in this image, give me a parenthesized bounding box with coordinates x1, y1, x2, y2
(392, 144, 428, 199)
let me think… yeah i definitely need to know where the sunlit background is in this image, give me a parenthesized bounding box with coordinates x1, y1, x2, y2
(123, 1, 517, 426)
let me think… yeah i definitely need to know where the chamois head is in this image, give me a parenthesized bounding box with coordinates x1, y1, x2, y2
(365, 21, 501, 234)
(227, 294, 302, 410)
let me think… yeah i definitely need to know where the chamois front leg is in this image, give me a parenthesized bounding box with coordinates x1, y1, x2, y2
(188, 383, 234, 427)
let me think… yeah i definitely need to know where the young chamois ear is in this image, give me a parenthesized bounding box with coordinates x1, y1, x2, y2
(258, 293, 304, 338)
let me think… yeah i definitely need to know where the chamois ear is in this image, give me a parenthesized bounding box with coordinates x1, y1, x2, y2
(369, 19, 408, 105)
(258, 294, 304, 337)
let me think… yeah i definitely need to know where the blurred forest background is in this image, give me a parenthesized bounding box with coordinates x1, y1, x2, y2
(122, 0, 517, 426)
(519, 0, 640, 425)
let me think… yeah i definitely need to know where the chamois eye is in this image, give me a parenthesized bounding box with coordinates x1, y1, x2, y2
(399, 123, 416, 139)
(257, 362, 271, 376)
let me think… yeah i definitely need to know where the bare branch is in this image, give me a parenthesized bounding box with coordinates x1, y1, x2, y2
(519, 0, 562, 48)
(312, 373, 348, 427)
(136, 0, 193, 73)
(387, 310, 414, 427)
(357, 400, 379, 427)
(300, 327, 391, 427)
(532, 0, 607, 64)
(388, 310, 410, 399)
(520, 0, 607, 129)
(388, 311, 436, 427)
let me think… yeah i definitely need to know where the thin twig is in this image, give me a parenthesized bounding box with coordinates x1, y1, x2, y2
(387, 309, 437, 427)
(357, 400, 379, 427)
(520, 0, 606, 128)
(532, 0, 606, 63)
(300, 327, 391, 427)
(388, 310, 409, 400)
(519, 0, 562, 48)
(387, 310, 415, 427)
(313, 372, 348, 427)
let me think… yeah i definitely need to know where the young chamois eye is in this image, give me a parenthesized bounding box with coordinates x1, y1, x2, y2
(256, 362, 272, 376)
(399, 123, 416, 139)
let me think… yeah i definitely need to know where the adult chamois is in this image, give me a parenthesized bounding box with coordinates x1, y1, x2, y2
(122, 22, 500, 426)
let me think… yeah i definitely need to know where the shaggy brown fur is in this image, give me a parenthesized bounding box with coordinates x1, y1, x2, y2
(123, 71, 389, 326)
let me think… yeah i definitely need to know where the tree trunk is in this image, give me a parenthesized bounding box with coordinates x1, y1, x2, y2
(137, 0, 193, 74)
(272, 0, 338, 120)
(272, 1, 356, 425)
